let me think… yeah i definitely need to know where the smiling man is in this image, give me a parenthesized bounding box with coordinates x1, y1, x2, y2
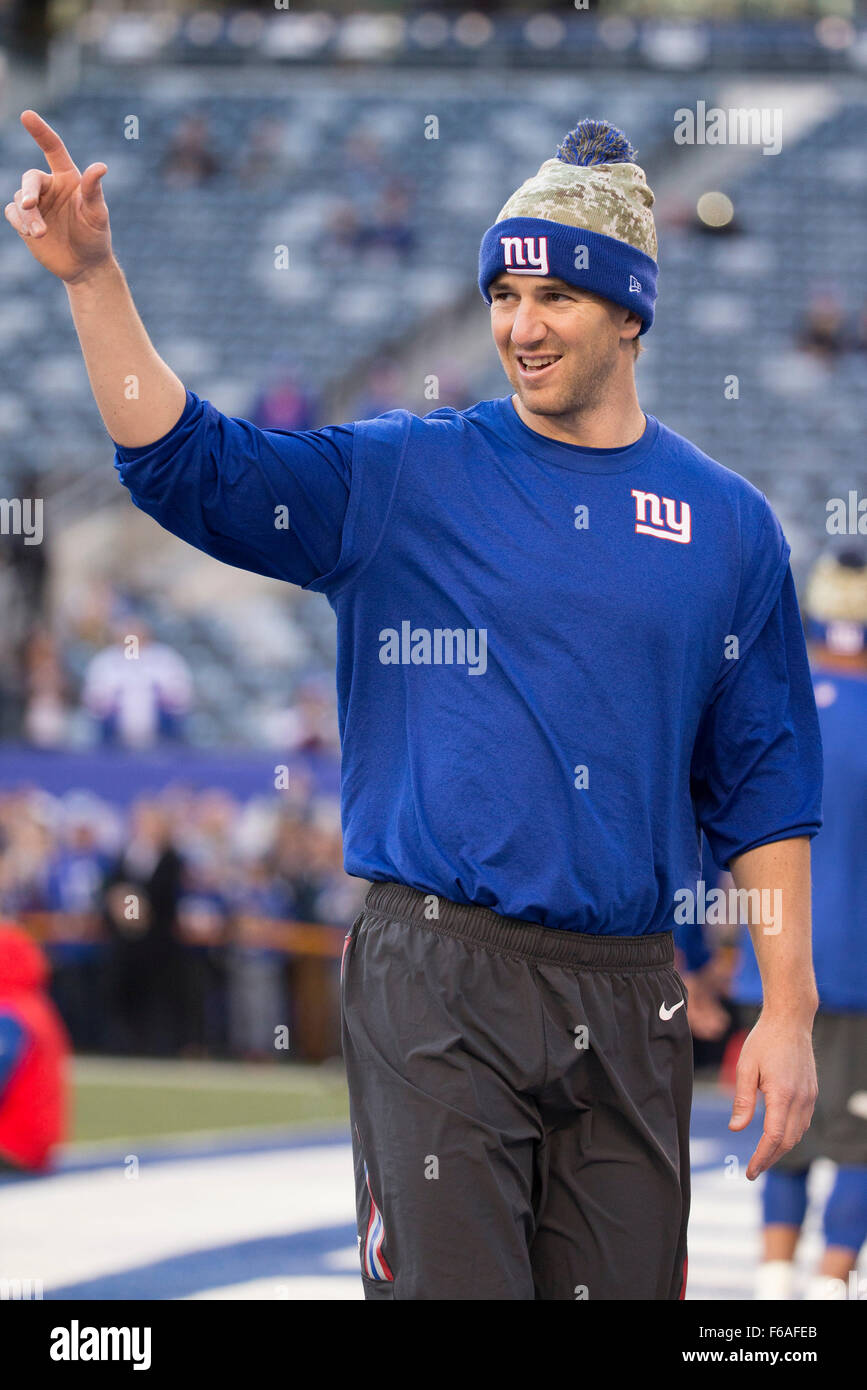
(490, 270, 646, 441)
(6, 112, 823, 1301)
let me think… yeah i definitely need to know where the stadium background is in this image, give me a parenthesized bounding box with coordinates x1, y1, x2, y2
(0, 0, 865, 1300)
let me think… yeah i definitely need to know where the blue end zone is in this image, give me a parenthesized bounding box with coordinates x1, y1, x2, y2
(45, 1225, 357, 1300)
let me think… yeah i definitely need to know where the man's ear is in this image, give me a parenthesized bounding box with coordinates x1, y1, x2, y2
(621, 309, 643, 344)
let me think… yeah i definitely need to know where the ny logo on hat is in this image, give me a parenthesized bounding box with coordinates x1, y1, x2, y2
(499, 235, 550, 275)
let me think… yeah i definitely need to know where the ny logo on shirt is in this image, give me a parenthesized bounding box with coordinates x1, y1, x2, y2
(499, 234, 550, 276)
(630, 489, 692, 545)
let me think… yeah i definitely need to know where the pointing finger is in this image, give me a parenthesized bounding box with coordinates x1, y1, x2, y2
(20, 109, 77, 175)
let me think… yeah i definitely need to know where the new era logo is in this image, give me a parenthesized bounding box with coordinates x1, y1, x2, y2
(631, 489, 692, 544)
(629, 275, 642, 293)
(500, 234, 550, 276)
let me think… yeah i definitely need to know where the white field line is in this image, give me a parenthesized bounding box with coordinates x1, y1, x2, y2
(72, 1055, 347, 1093)
(60, 1117, 350, 1160)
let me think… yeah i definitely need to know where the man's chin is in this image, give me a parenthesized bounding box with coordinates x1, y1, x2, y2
(513, 384, 564, 417)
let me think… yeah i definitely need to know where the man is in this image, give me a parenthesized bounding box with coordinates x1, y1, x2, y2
(101, 798, 185, 1057)
(732, 550, 867, 1300)
(6, 110, 822, 1300)
(81, 613, 193, 747)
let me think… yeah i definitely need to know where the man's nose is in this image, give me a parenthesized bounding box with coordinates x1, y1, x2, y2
(509, 300, 548, 347)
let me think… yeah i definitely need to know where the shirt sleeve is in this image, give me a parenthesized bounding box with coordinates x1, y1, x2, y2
(691, 565, 824, 871)
(113, 390, 355, 588)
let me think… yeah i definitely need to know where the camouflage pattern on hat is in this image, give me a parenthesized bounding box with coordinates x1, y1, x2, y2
(496, 156, 657, 261)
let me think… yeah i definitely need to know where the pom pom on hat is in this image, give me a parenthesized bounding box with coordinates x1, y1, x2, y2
(556, 118, 637, 168)
(490, 119, 657, 262)
(478, 114, 659, 331)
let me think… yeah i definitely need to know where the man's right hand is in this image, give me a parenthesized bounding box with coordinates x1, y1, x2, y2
(5, 109, 187, 447)
(4, 110, 113, 284)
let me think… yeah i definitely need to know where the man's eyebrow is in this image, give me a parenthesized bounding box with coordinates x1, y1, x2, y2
(489, 277, 578, 292)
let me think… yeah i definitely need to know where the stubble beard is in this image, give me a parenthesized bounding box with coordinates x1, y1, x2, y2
(509, 340, 620, 422)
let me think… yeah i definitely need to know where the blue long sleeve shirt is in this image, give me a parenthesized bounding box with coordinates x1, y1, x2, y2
(114, 391, 822, 935)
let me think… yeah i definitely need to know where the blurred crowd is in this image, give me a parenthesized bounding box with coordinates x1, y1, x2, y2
(0, 569, 342, 755)
(0, 574, 194, 749)
(161, 115, 419, 265)
(0, 781, 365, 1062)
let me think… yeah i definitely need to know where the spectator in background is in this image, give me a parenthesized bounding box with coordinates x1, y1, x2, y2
(357, 178, 416, 259)
(101, 799, 184, 1057)
(22, 628, 70, 747)
(178, 787, 239, 866)
(339, 129, 388, 200)
(237, 117, 296, 188)
(322, 175, 417, 268)
(798, 287, 847, 359)
(227, 857, 292, 1061)
(82, 615, 193, 748)
(281, 674, 340, 757)
(303, 805, 365, 926)
(268, 802, 360, 927)
(0, 792, 52, 918)
(248, 354, 318, 433)
(175, 845, 230, 1059)
(323, 199, 366, 261)
(42, 809, 109, 1053)
(349, 361, 405, 420)
(267, 810, 312, 914)
(0, 922, 70, 1174)
(57, 578, 116, 687)
(160, 115, 221, 188)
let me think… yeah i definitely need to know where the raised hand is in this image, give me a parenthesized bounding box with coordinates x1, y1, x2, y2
(4, 110, 112, 283)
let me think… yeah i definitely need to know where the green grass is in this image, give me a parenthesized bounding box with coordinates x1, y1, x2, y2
(69, 1058, 350, 1144)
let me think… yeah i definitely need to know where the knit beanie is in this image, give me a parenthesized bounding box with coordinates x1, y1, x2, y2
(478, 118, 658, 333)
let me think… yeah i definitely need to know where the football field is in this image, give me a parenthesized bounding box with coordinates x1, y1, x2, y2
(0, 1059, 856, 1301)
